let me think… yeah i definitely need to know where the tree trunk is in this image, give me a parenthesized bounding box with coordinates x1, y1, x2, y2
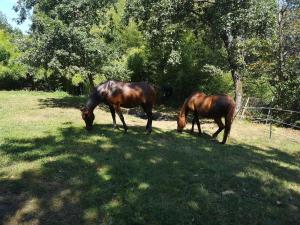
(276, 3, 288, 102)
(44, 66, 52, 91)
(231, 69, 243, 113)
(87, 73, 95, 90)
(277, 1, 289, 81)
(222, 29, 243, 113)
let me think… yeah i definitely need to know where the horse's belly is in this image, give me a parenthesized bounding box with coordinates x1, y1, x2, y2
(121, 102, 139, 108)
(198, 109, 226, 119)
(198, 112, 213, 118)
(121, 96, 144, 108)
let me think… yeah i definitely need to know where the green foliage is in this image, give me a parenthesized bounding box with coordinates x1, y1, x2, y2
(0, 29, 27, 89)
(127, 47, 148, 81)
(3, 0, 298, 115)
(102, 56, 132, 81)
(0, 11, 12, 32)
(0, 46, 10, 65)
(198, 65, 233, 96)
(15, 0, 116, 91)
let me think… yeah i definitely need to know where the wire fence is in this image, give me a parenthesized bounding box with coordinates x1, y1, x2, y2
(238, 97, 300, 143)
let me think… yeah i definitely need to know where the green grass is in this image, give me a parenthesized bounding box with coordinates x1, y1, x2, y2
(0, 90, 299, 225)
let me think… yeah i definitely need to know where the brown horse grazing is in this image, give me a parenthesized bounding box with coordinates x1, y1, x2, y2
(81, 80, 156, 133)
(177, 92, 235, 144)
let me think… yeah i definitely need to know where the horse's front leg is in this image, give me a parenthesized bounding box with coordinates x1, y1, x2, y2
(114, 104, 128, 132)
(195, 117, 202, 135)
(191, 117, 195, 133)
(109, 105, 117, 129)
(193, 112, 202, 134)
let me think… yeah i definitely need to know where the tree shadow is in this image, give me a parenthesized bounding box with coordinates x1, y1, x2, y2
(38, 96, 86, 109)
(0, 124, 299, 225)
(38, 96, 179, 121)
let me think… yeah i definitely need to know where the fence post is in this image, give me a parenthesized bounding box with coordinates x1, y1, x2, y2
(268, 105, 273, 139)
(269, 121, 272, 139)
(241, 97, 250, 119)
(265, 97, 274, 124)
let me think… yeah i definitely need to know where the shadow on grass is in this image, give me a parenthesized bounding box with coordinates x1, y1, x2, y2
(38, 96, 179, 121)
(0, 124, 299, 225)
(38, 96, 86, 109)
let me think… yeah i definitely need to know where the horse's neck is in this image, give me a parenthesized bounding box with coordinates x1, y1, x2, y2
(180, 100, 189, 118)
(86, 97, 99, 112)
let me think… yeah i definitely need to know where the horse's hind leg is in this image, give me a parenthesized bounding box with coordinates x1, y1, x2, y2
(114, 104, 128, 132)
(222, 117, 232, 144)
(213, 118, 224, 138)
(142, 104, 153, 133)
(109, 105, 117, 129)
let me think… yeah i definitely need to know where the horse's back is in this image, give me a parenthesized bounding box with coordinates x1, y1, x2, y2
(211, 95, 235, 115)
(191, 93, 235, 118)
(126, 81, 156, 100)
(100, 80, 156, 107)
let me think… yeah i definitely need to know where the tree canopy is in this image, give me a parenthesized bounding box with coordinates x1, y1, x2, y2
(0, 0, 298, 115)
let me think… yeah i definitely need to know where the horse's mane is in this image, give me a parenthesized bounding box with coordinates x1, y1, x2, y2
(179, 97, 190, 117)
(86, 84, 105, 110)
(179, 91, 207, 117)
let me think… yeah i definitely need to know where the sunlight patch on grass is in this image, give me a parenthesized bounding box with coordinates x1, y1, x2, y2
(0, 161, 43, 179)
(5, 198, 40, 225)
(51, 195, 64, 211)
(124, 152, 132, 159)
(196, 185, 210, 199)
(138, 182, 150, 190)
(149, 156, 163, 164)
(266, 158, 300, 171)
(187, 200, 199, 210)
(99, 143, 115, 151)
(105, 199, 121, 210)
(97, 165, 112, 181)
(84, 208, 99, 222)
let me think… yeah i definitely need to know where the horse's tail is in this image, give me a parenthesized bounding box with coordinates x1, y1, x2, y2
(149, 84, 157, 107)
(225, 103, 235, 132)
(227, 103, 236, 124)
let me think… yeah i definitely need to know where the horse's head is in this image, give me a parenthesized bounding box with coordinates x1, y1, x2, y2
(177, 114, 187, 132)
(80, 106, 95, 130)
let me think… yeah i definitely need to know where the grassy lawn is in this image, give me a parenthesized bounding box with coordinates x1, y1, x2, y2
(0, 91, 299, 225)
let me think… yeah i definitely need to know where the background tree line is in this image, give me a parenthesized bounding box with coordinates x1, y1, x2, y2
(0, 0, 299, 118)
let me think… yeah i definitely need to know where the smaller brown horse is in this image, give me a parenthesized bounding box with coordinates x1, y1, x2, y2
(177, 92, 235, 144)
(81, 80, 156, 133)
